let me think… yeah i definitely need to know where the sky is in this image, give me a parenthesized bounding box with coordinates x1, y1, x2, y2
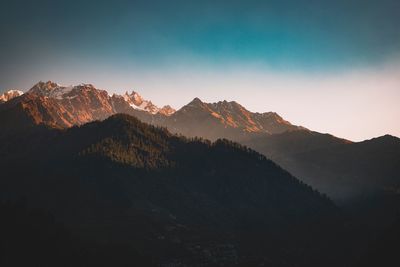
(0, 0, 399, 141)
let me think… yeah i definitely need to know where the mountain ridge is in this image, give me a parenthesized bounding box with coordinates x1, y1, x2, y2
(0, 89, 23, 103)
(0, 80, 303, 138)
(0, 112, 346, 267)
(1, 81, 398, 266)
(2, 80, 398, 203)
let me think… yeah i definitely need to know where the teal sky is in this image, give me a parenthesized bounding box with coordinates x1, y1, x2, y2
(1, 0, 399, 140)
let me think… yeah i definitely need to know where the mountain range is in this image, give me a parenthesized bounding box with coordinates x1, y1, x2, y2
(1, 81, 399, 202)
(0, 81, 298, 136)
(1, 80, 399, 266)
(0, 113, 348, 267)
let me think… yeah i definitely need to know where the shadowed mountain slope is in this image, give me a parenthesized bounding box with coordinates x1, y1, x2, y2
(245, 134, 400, 201)
(0, 113, 348, 267)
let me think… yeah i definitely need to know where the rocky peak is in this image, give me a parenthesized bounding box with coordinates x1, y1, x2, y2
(210, 100, 246, 112)
(73, 83, 96, 91)
(24, 81, 175, 116)
(29, 81, 59, 94)
(122, 90, 165, 114)
(181, 97, 208, 111)
(0, 89, 24, 102)
(123, 91, 144, 106)
(172, 97, 303, 135)
(189, 97, 203, 105)
(158, 105, 176, 116)
(28, 81, 74, 99)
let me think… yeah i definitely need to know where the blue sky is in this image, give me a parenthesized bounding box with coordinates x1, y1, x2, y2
(1, 0, 399, 140)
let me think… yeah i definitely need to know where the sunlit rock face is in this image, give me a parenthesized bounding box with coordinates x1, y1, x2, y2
(122, 90, 170, 114)
(2, 81, 297, 139)
(0, 81, 176, 128)
(152, 97, 304, 141)
(0, 89, 24, 103)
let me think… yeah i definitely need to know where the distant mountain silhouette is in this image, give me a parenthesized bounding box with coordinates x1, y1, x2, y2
(146, 97, 303, 140)
(0, 113, 348, 267)
(248, 134, 400, 201)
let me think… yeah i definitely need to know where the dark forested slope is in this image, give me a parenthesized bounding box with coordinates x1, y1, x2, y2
(0, 114, 346, 267)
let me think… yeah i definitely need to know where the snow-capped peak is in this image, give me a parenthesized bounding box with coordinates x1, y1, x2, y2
(0, 89, 24, 102)
(123, 91, 144, 106)
(28, 81, 75, 99)
(122, 90, 163, 114)
(24, 81, 175, 116)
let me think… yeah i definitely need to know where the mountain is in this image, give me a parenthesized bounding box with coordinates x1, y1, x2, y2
(145, 98, 399, 202)
(122, 90, 175, 115)
(0, 81, 295, 140)
(0, 113, 347, 267)
(262, 134, 400, 201)
(0, 81, 174, 131)
(28, 80, 175, 116)
(165, 98, 303, 139)
(1, 81, 397, 265)
(0, 81, 310, 141)
(0, 89, 23, 103)
(158, 104, 176, 116)
(1, 80, 398, 204)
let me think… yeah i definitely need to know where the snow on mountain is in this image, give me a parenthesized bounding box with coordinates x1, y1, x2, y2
(1, 80, 305, 144)
(0, 89, 24, 102)
(26, 81, 175, 116)
(28, 81, 75, 99)
(121, 90, 176, 115)
(5, 81, 300, 137)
